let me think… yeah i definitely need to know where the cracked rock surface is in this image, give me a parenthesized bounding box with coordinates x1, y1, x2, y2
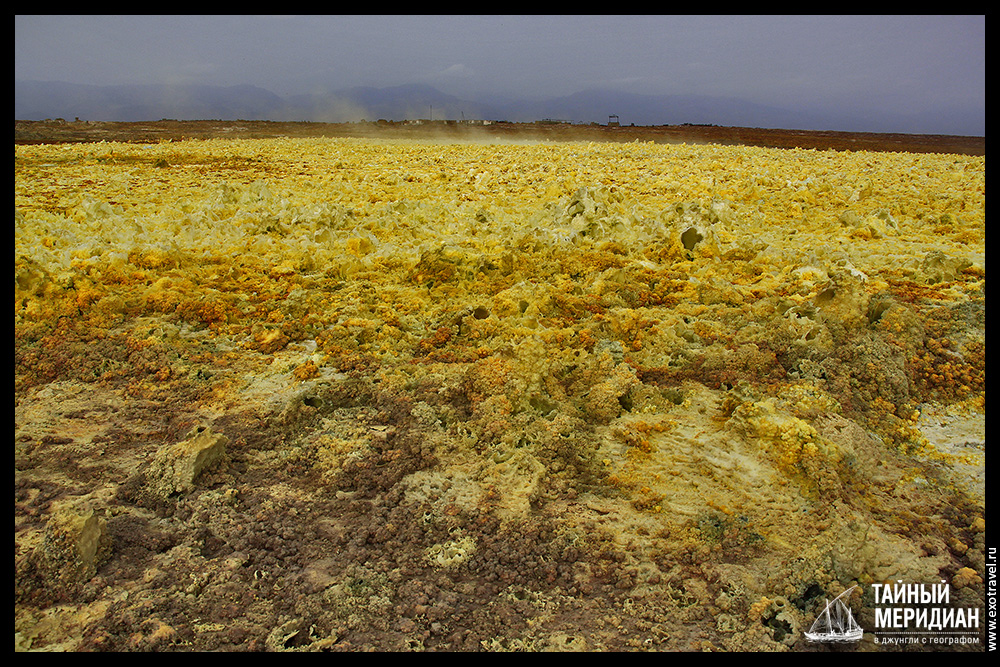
(15, 131, 985, 651)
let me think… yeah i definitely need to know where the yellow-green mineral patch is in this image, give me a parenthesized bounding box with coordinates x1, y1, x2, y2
(15, 137, 985, 651)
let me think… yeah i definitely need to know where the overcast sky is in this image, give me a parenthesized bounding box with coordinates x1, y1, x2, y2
(14, 15, 986, 133)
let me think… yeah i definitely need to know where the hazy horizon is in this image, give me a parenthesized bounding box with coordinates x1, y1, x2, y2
(14, 15, 986, 136)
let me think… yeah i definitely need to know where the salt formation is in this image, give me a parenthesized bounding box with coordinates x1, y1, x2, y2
(15, 137, 985, 651)
(144, 425, 229, 500)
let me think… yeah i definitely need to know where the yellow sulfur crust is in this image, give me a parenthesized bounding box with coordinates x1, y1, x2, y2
(14, 137, 985, 651)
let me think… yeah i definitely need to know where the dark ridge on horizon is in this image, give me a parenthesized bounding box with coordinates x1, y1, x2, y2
(14, 80, 986, 138)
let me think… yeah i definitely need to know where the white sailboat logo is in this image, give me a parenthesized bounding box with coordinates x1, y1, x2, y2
(804, 585, 864, 642)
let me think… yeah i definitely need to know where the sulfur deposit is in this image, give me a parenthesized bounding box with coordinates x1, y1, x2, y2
(15, 136, 985, 651)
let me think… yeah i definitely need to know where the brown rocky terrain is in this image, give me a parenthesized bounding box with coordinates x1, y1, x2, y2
(14, 118, 985, 155)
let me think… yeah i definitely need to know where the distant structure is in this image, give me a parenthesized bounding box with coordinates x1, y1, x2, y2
(608, 115, 620, 127)
(403, 118, 493, 126)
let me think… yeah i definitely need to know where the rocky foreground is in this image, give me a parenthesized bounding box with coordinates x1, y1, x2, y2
(15, 129, 985, 651)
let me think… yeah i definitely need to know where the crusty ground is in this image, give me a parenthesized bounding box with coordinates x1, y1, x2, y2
(14, 124, 986, 652)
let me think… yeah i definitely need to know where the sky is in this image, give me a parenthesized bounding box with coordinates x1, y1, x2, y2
(14, 15, 986, 134)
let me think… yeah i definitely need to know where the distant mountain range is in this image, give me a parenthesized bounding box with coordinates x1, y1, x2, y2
(14, 80, 984, 136)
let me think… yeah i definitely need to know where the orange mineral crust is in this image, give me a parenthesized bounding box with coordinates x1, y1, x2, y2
(15, 137, 985, 651)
